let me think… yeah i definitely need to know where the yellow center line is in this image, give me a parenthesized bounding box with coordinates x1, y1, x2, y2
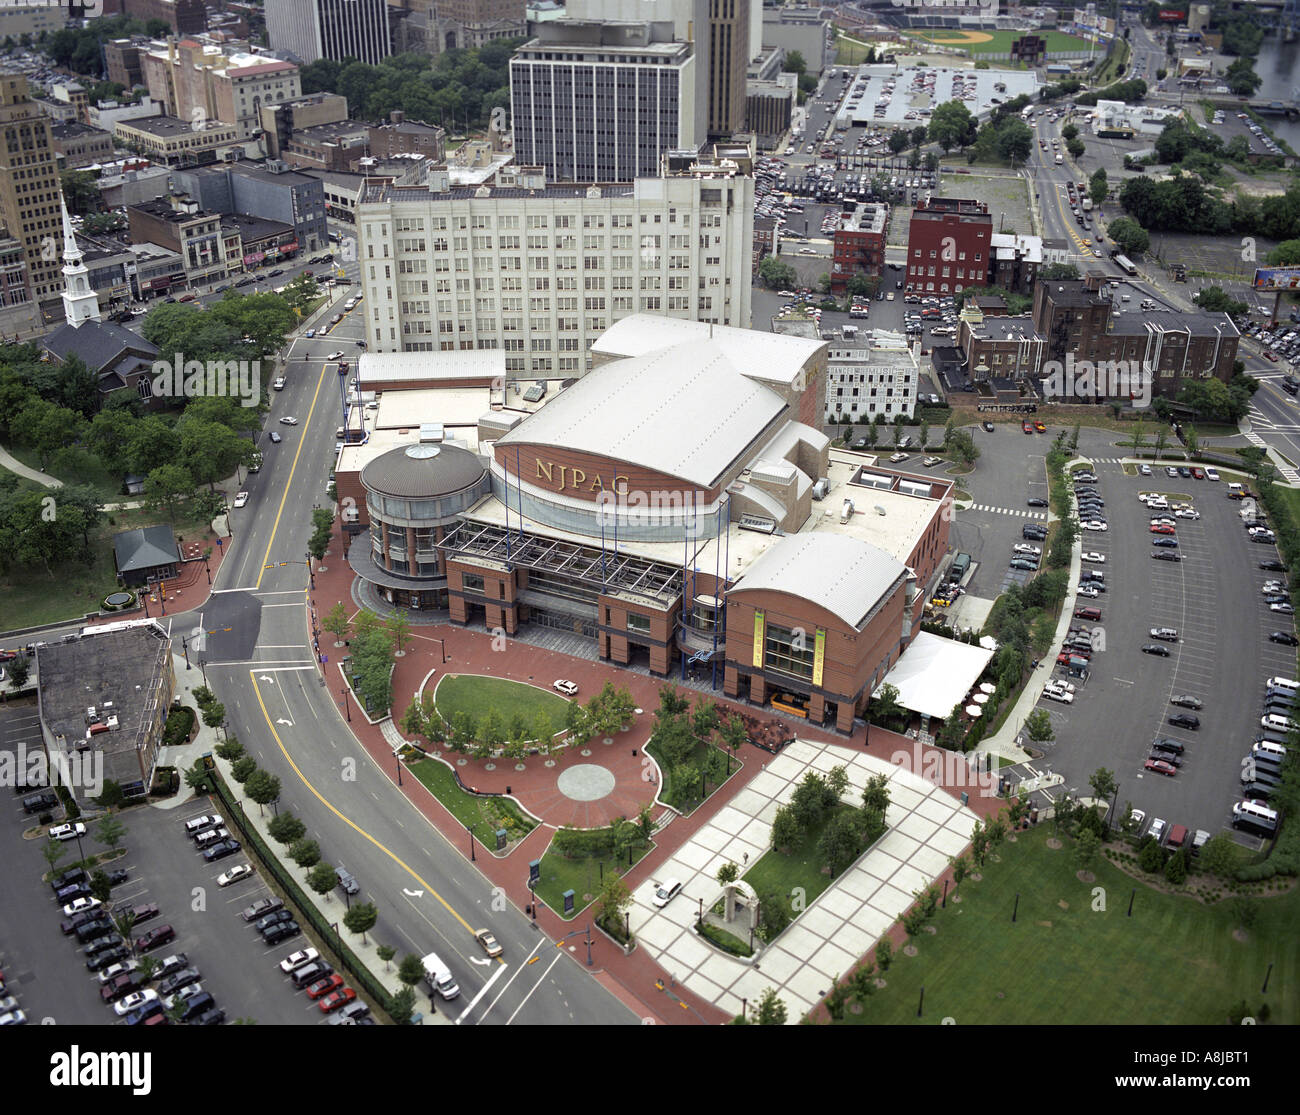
(249, 670, 472, 932)
(256, 362, 331, 590)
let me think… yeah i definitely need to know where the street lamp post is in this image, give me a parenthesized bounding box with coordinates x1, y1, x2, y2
(199, 657, 208, 686)
(341, 687, 351, 722)
(467, 824, 475, 861)
(181, 635, 191, 671)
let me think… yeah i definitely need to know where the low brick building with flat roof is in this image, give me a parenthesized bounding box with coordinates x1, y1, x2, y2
(35, 620, 176, 802)
(831, 202, 887, 295)
(50, 121, 115, 170)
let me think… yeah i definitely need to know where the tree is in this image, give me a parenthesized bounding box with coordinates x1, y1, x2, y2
(1066, 137, 1086, 159)
(1224, 57, 1262, 97)
(1193, 286, 1248, 317)
(1197, 833, 1237, 879)
(996, 118, 1033, 165)
(307, 861, 337, 898)
(819, 809, 864, 877)
(1268, 239, 1300, 267)
(201, 701, 226, 731)
(7, 653, 30, 689)
(757, 255, 797, 291)
(145, 463, 196, 525)
(89, 869, 113, 905)
(245, 769, 282, 815)
(1090, 168, 1109, 207)
(754, 987, 788, 1026)
(1041, 263, 1081, 281)
(268, 812, 307, 845)
(41, 839, 68, 876)
(183, 759, 210, 794)
(771, 804, 801, 852)
(96, 780, 126, 811)
(1137, 836, 1166, 874)
(874, 936, 893, 972)
(888, 129, 909, 155)
(215, 737, 245, 762)
(1088, 767, 1117, 806)
(397, 953, 425, 988)
(96, 814, 127, 854)
(927, 100, 974, 152)
(1074, 828, 1101, 872)
(1153, 428, 1167, 460)
(950, 854, 970, 888)
(1108, 216, 1150, 256)
(870, 682, 903, 726)
(61, 168, 100, 215)
(1023, 708, 1054, 744)
(376, 944, 397, 970)
(323, 601, 350, 646)
(947, 428, 980, 467)
(1164, 847, 1188, 884)
(231, 756, 257, 784)
(781, 50, 806, 77)
(1061, 123, 1079, 141)
(387, 985, 417, 1024)
(595, 871, 632, 930)
(716, 861, 739, 885)
(290, 838, 321, 869)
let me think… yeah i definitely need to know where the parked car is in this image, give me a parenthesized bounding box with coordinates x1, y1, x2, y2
(1170, 695, 1202, 709)
(1027, 498, 1049, 508)
(1151, 737, 1185, 754)
(202, 840, 241, 862)
(318, 987, 358, 1013)
(1144, 759, 1178, 777)
(305, 973, 345, 1000)
(48, 823, 87, 842)
(1168, 713, 1200, 730)
(552, 679, 579, 696)
(217, 864, 254, 887)
(279, 948, 320, 974)
(1141, 644, 1171, 657)
(135, 925, 175, 953)
(242, 897, 285, 922)
(652, 878, 683, 908)
(1269, 631, 1299, 646)
(262, 921, 301, 946)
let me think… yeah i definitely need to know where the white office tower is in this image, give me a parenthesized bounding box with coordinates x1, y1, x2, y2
(266, 0, 393, 66)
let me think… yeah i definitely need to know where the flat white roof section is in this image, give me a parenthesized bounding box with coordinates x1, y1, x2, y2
(877, 630, 995, 720)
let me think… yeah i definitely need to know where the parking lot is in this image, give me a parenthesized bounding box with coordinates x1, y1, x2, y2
(0, 748, 347, 1026)
(1021, 459, 1292, 846)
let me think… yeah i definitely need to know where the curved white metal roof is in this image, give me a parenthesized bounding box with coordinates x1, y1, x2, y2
(498, 340, 787, 488)
(731, 533, 907, 630)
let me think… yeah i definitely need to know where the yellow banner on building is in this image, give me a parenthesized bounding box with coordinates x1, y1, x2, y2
(813, 628, 826, 688)
(753, 610, 765, 668)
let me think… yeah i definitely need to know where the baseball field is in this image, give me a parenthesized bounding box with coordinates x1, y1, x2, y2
(904, 28, 1095, 54)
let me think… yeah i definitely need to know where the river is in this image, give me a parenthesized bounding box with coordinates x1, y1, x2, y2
(1251, 35, 1300, 149)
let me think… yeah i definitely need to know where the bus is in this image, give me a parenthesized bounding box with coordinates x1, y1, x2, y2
(1097, 126, 1135, 139)
(1114, 254, 1138, 276)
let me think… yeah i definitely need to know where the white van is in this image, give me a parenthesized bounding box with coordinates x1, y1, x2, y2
(1261, 713, 1296, 733)
(1252, 740, 1290, 764)
(1266, 676, 1299, 694)
(421, 951, 460, 1000)
(1232, 800, 1279, 836)
(1146, 496, 1168, 510)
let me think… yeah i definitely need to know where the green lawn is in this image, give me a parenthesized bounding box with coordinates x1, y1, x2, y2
(406, 756, 537, 845)
(836, 827, 1299, 1024)
(535, 842, 650, 919)
(4, 444, 124, 503)
(0, 505, 214, 629)
(834, 30, 873, 67)
(646, 739, 737, 814)
(432, 673, 570, 735)
(744, 806, 856, 927)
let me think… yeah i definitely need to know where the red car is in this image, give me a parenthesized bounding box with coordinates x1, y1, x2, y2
(1265, 351, 1279, 362)
(1190, 468, 1204, 480)
(1144, 758, 1177, 777)
(1022, 420, 1034, 434)
(318, 987, 358, 1013)
(1150, 524, 1175, 535)
(305, 973, 345, 1000)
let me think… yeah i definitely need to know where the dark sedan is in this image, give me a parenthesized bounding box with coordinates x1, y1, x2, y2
(1168, 713, 1200, 730)
(1270, 631, 1299, 646)
(1140, 644, 1171, 657)
(202, 840, 241, 862)
(1027, 498, 1049, 508)
(1152, 552, 1183, 562)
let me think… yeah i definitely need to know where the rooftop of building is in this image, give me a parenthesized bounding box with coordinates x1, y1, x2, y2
(1109, 309, 1239, 339)
(370, 119, 445, 138)
(839, 202, 887, 235)
(50, 121, 109, 139)
(1038, 279, 1108, 307)
(592, 315, 824, 388)
(729, 532, 908, 629)
(116, 114, 233, 138)
(498, 339, 791, 489)
(990, 231, 1043, 263)
(220, 212, 294, 241)
(358, 349, 505, 386)
(359, 179, 639, 204)
(966, 315, 1043, 343)
(193, 160, 321, 187)
(360, 442, 487, 499)
(36, 622, 172, 791)
(129, 197, 219, 223)
(290, 120, 371, 144)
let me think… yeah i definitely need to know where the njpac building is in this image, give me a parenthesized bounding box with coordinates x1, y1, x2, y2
(341, 315, 954, 732)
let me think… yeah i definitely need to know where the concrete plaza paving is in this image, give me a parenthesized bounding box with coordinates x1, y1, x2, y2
(629, 737, 979, 1021)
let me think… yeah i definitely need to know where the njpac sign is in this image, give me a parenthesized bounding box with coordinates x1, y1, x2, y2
(1252, 267, 1300, 293)
(1158, 9, 1186, 20)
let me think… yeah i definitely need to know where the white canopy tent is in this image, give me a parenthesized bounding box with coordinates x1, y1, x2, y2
(875, 631, 996, 721)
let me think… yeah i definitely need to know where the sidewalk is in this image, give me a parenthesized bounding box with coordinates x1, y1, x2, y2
(0, 443, 62, 488)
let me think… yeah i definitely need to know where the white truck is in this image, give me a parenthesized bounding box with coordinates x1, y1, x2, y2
(1082, 198, 1093, 212)
(421, 951, 460, 1001)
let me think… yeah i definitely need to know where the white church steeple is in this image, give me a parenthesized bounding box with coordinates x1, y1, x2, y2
(60, 198, 100, 327)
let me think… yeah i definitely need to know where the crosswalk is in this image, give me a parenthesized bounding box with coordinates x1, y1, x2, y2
(966, 504, 1048, 519)
(1083, 457, 1127, 464)
(1243, 427, 1300, 483)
